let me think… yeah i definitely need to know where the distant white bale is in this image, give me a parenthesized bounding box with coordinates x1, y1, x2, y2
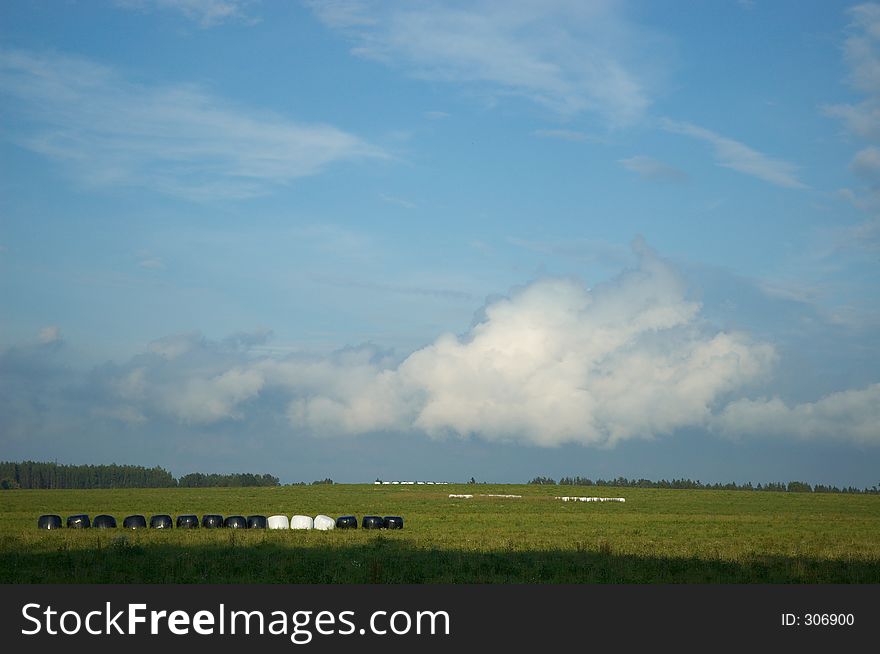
(479, 494, 522, 498)
(382, 481, 391, 485)
(391, 481, 400, 485)
(555, 496, 625, 503)
(374, 481, 381, 485)
(313, 515, 335, 531)
(449, 494, 474, 499)
(267, 515, 289, 529)
(291, 515, 314, 530)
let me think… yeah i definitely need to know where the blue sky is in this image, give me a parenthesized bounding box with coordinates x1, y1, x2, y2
(1, 1, 878, 485)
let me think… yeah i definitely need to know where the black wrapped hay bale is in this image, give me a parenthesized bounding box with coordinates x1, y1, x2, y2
(93, 514, 117, 528)
(67, 514, 90, 529)
(202, 514, 223, 528)
(335, 515, 358, 529)
(246, 515, 267, 529)
(383, 516, 404, 529)
(150, 514, 173, 529)
(38, 515, 62, 529)
(123, 515, 147, 529)
(176, 514, 199, 528)
(361, 515, 384, 529)
(224, 516, 247, 529)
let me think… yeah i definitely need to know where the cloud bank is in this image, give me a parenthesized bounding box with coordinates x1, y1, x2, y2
(73, 243, 794, 448)
(4, 244, 879, 450)
(716, 384, 880, 445)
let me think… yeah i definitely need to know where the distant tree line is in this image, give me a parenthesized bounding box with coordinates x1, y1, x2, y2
(177, 472, 280, 488)
(0, 461, 176, 490)
(528, 475, 880, 494)
(0, 461, 280, 490)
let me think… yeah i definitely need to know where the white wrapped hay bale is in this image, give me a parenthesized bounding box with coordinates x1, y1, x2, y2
(313, 515, 335, 531)
(291, 515, 314, 530)
(555, 496, 626, 503)
(267, 515, 290, 530)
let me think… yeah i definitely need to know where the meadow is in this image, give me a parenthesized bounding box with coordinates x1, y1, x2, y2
(2, 484, 879, 583)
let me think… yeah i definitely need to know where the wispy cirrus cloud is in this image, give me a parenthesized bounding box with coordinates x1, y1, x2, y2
(823, 4, 880, 142)
(114, 0, 258, 27)
(423, 110, 450, 120)
(137, 258, 165, 270)
(618, 155, 687, 183)
(660, 119, 806, 189)
(532, 128, 603, 143)
(378, 193, 417, 209)
(0, 49, 385, 200)
(824, 3, 880, 253)
(306, 0, 660, 126)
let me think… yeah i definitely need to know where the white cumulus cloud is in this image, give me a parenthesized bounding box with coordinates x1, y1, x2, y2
(281, 243, 777, 446)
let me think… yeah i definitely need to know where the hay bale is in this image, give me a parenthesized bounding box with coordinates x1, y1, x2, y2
(267, 515, 289, 529)
(313, 515, 335, 530)
(67, 514, 90, 529)
(149, 514, 173, 529)
(361, 515, 384, 529)
(93, 514, 117, 528)
(37, 515, 62, 529)
(290, 515, 314, 530)
(201, 514, 223, 528)
(383, 516, 404, 529)
(335, 515, 357, 529)
(176, 515, 199, 528)
(246, 515, 267, 529)
(123, 515, 147, 529)
(224, 516, 247, 529)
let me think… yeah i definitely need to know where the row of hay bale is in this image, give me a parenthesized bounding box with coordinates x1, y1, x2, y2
(38, 514, 403, 530)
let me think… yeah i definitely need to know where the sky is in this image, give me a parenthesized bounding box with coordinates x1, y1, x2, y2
(1, 0, 879, 486)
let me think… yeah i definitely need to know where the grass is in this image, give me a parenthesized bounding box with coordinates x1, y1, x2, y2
(2, 484, 879, 583)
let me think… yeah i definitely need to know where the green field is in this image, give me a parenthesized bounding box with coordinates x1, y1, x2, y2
(2, 484, 879, 583)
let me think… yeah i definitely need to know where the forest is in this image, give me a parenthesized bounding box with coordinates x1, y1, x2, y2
(0, 461, 280, 489)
